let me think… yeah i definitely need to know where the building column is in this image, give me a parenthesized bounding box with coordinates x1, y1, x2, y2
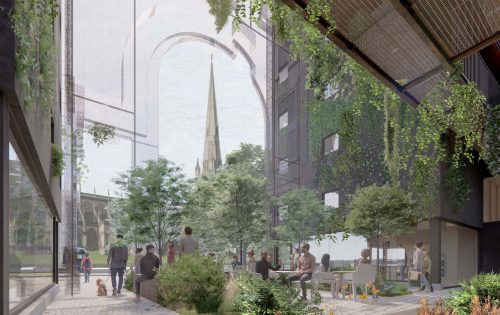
(1, 91, 10, 315)
(430, 218, 441, 286)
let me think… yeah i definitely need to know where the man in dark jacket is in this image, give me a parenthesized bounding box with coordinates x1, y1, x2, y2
(134, 244, 160, 300)
(107, 234, 128, 296)
(255, 251, 281, 280)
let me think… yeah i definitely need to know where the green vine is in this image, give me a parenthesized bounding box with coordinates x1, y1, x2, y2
(87, 122, 116, 147)
(51, 144, 64, 177)
(10, 0, 59, 116)
(482, 104, 500, 176)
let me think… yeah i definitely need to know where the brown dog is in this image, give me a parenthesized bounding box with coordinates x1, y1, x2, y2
(96, 278, 107, 296)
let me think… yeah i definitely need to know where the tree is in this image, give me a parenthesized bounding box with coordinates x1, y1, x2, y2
(113, 158, 189, 264)
(213, 165, 268, 263)
(345, 184, 419, 273)
(185, 143, 269, 262)
(274, 188, 332, 248)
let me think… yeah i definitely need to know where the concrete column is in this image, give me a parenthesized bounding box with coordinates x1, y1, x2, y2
(430, 218, 441, 286)
(0, 91, 10, 315)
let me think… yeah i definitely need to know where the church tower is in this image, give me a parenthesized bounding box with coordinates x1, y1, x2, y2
(197, 55, 222, 177)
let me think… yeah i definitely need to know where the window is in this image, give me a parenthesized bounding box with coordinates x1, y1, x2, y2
(323, 133, 339, 154)
(279, 111, 288, 130)
(324, 191, 339, 208)
(278, 159, 288, 174)
(279, 65, 288, 83)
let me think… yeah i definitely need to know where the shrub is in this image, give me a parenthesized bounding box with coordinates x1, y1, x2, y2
(228, 274, 322, 315)
(124, 272, 133, 292)
(445, 273, 500, 315)
(155, 253, 226, 313)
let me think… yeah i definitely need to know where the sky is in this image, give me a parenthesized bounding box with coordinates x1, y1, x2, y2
(158, 42, 265, 178)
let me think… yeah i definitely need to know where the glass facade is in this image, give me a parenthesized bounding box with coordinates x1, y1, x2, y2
(9, 143, 54, 310)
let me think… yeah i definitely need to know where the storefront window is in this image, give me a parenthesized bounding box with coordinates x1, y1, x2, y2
(9, 143, 54, 310)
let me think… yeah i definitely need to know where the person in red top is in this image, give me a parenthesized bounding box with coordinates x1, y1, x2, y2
(166, 241, 176, 264)
(81, 252, 93, 283)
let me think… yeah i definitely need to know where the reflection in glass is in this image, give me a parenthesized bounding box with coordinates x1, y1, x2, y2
(9, 143, 53, 310)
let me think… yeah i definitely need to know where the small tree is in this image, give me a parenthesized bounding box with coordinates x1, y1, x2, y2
(274, 188, 332, 248)
(345, 184, 419, 273)
(113, 158, 188, 264)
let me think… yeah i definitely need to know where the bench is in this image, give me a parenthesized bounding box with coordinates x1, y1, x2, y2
(139, 279, 159, 303)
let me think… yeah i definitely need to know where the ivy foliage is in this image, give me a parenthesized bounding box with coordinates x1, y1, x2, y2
(10, 0, 59, 116)
(51, 144, 64, 177)
(482, 104, 500, 176)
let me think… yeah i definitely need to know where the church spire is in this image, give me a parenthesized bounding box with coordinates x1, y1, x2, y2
(201, 55, 222, 176)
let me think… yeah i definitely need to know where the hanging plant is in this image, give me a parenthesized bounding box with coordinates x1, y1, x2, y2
(87, 122, 116, 147)
(51, 144, 64, 177)
(482, 104, 499, 176)
(10, 0, 59, 116)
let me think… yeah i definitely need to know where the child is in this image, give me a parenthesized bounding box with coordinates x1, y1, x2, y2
(166, 242, 176, 265)
(81, 252, 93, 283)
(422, 249, 434, 292)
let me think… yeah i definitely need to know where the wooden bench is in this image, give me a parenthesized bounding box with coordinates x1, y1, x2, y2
(139, 279, 159, 303)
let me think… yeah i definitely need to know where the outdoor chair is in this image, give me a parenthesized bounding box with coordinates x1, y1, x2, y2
(340, 264, 377, 301)
(311, 272, 336, 298)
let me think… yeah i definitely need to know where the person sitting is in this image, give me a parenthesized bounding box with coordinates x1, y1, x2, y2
(319, 253, 331, 272)
(358, 248, 371, 265)
(255, 251, 281, 280)
(247, 250, 256, 273)
(134, 244, 160, 300)
(287, 244, 316, 299)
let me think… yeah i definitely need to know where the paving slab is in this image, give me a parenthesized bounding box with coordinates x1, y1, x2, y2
(43, 275, 177, 315)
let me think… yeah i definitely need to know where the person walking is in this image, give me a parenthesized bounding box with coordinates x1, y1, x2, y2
(421, 249, 434, 292)
(166, 241, 176, 265)
(413, 241, 425, 290)
(319, 253, 331, 272)
(179, 226, 199, 256)
(287, 244, 316, 299)
(107, 233, 128, 296)
(81, 252, 93, 283)
(134, 244, 160, 301)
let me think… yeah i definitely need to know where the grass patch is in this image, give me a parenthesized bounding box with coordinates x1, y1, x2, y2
(88, 251, 109, 267)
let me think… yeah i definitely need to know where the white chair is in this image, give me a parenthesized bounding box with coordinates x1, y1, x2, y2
(341, 264, 377, 301)
(311, 272, 336, 298)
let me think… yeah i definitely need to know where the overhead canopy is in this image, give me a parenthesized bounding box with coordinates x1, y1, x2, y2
(282, 0, 500, 105)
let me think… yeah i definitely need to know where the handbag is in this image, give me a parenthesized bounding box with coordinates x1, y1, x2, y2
(409, 270, 420, 282)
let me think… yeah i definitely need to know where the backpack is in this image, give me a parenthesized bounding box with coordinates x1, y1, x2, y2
(84, 258, 91, 269)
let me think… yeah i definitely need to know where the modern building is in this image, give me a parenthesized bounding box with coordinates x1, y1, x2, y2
(271, 0, 500, 288)
(0, 0, 63, 313)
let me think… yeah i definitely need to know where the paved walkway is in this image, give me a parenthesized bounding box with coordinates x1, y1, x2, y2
(43, 275, 178, 315)
(318, 288, 454, 315)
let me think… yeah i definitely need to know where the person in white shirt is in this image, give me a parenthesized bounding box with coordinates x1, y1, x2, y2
(413, 241, 425, 288)
(179, 226, 199, 256)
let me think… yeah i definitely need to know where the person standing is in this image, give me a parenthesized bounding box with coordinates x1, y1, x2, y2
(107, 233, 128, 296)
(166, 241, 176, 265)
(179, 226, 199, 256)
(81, 252, 93, 283)
(287, 244, 316, 299)
(131, 248, 144, 274)
(247, 250, 256, 273)
(134, 244, 160, 301)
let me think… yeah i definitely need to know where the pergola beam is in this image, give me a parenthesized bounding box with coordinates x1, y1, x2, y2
(280, 0, 419, 106)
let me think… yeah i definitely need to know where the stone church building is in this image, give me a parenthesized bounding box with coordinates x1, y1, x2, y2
(77, 192, 115, 254)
